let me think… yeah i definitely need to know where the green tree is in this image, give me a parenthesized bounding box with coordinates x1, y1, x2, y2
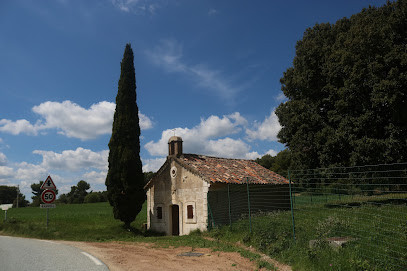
(255, 154, 275, 170)
(66, 180, 90, 204)
(13, 194, 29, 208)
(0, 186, 18, 204)
(276, 0, 407, 169)
(270, 149, 292, 178)
(105, 44, 146, 228)
(30, 181, 44, 206)
(144, 171, 155, 185)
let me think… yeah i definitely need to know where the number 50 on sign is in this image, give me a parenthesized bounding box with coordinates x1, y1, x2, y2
(41, 190, 56, 204)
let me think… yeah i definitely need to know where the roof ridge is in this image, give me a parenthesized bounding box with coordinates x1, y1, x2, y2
(182, 153, 254, 162)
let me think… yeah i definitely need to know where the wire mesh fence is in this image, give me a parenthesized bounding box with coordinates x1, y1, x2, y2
(207, 163, 407, 270)
(290, 163, 407, 270)
(207, 182, 291, 230)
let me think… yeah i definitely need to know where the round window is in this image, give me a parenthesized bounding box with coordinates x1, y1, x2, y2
(170, 166, 177, 178)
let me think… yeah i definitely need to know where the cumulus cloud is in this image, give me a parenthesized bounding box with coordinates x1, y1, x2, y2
(15, 162, 47, 182)
(142, 157, 166, 172)
(246, 110, 281, 141)
(0, 119, 41, 135)
(145, 113, 247, 157)
(146, 39, 242, 100)
(265, 149, 278, 156)
(0, 101, 153, 140)
(82, 170, 107, 184)
(0, 166, 14, 179)
(33, 148, 108, 172)
(33, 101, 115, 139)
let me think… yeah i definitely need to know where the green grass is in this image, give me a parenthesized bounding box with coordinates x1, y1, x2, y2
(3, 195, 405, 270)
(0, 202, 148, 241)
(208, 194, 407, 271)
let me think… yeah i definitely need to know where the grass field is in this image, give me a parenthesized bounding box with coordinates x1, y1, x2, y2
(209, 193, 407, 271)
(0, 202, 148, 241)
(1, 195, 406, 271)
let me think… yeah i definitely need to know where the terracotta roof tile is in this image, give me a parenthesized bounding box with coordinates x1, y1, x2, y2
(179, 154, 288, 185)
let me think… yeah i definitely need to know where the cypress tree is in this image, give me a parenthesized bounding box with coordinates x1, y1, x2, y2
(106, 44, 146, 228)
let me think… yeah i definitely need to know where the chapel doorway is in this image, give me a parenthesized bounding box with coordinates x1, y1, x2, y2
(171, 205, 180, 236)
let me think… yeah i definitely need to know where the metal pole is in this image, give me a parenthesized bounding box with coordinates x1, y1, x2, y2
(227, 184, 232, 227)
(4, 210, 7, 221)
(288, 171, 296, 241)
(246, 177, 252, 234)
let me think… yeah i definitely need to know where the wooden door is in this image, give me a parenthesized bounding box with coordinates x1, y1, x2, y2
(171, 205, 179, 236)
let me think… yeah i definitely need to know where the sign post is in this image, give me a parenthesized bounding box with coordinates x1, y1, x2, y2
(1, 204, 13, 221)
(40, 176, 57, 229)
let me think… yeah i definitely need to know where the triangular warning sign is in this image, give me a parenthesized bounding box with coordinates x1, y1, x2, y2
(40, 176, 57, 190)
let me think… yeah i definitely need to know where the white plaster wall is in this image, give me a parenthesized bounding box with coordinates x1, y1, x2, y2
(146, 159, 210, 235)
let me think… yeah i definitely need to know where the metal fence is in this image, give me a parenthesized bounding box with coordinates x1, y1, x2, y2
(207, 162, 407, 270)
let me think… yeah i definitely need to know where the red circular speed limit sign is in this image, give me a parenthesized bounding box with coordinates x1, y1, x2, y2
(41, 189, 56, 204)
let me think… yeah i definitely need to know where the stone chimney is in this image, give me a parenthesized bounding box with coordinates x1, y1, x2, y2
(168, 136, 183, 157)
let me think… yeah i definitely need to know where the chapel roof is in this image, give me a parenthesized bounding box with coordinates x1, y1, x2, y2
(176, 154, 288, 185)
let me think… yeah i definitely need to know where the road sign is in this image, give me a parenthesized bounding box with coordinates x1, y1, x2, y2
(40, 204, 56, 208)
(40, 176, 57, 190)
(0, 204, 13, 211)
(41, 190, 56, 204)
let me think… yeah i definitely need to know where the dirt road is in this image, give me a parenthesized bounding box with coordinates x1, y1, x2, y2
(61, 240, 267, 271)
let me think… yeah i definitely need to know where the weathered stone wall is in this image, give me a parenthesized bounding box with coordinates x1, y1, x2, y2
(147, 159, 209, 235)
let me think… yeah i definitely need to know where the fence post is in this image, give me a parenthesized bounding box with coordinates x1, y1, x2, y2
(246, 177, 252, 234)
(227, 184, 232, 227)
(288, 170, 296, 241)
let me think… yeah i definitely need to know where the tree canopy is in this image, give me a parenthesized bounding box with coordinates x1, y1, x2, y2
(105, 43, 146, 227)
(276, 0, 407, 169)
(255, 150, 292, 177)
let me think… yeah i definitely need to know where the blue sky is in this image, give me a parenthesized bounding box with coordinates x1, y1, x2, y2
(0, 0, 387, 201)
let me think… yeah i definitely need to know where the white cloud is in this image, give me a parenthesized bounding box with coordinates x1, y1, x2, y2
(142, 157, 166, 172)
(111, 0, 163, 14)
(275, 92, 287, 102)
(0, 119, 41, 135)
(205, 138, 252, 158)
(15, 162, 47, 182)
(146, 39, 242, 100)
(246, 110, 281, 141)
(144, 111, 283, 165)
(33, 148, 108, 172)
(145, 113, 247, 157)
(33, 101, 114, 140)
(0, 152, 7, 166)
(0, 100, 153, 140)
(0, 166, 14, 179)
(82, 170, 107, 184)
(139, 112, 153, 130)
(265, 149, 278, 156)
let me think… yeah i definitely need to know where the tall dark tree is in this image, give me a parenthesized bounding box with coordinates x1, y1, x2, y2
(276, 0, 407, 169)
(105, 44, 146, 227)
